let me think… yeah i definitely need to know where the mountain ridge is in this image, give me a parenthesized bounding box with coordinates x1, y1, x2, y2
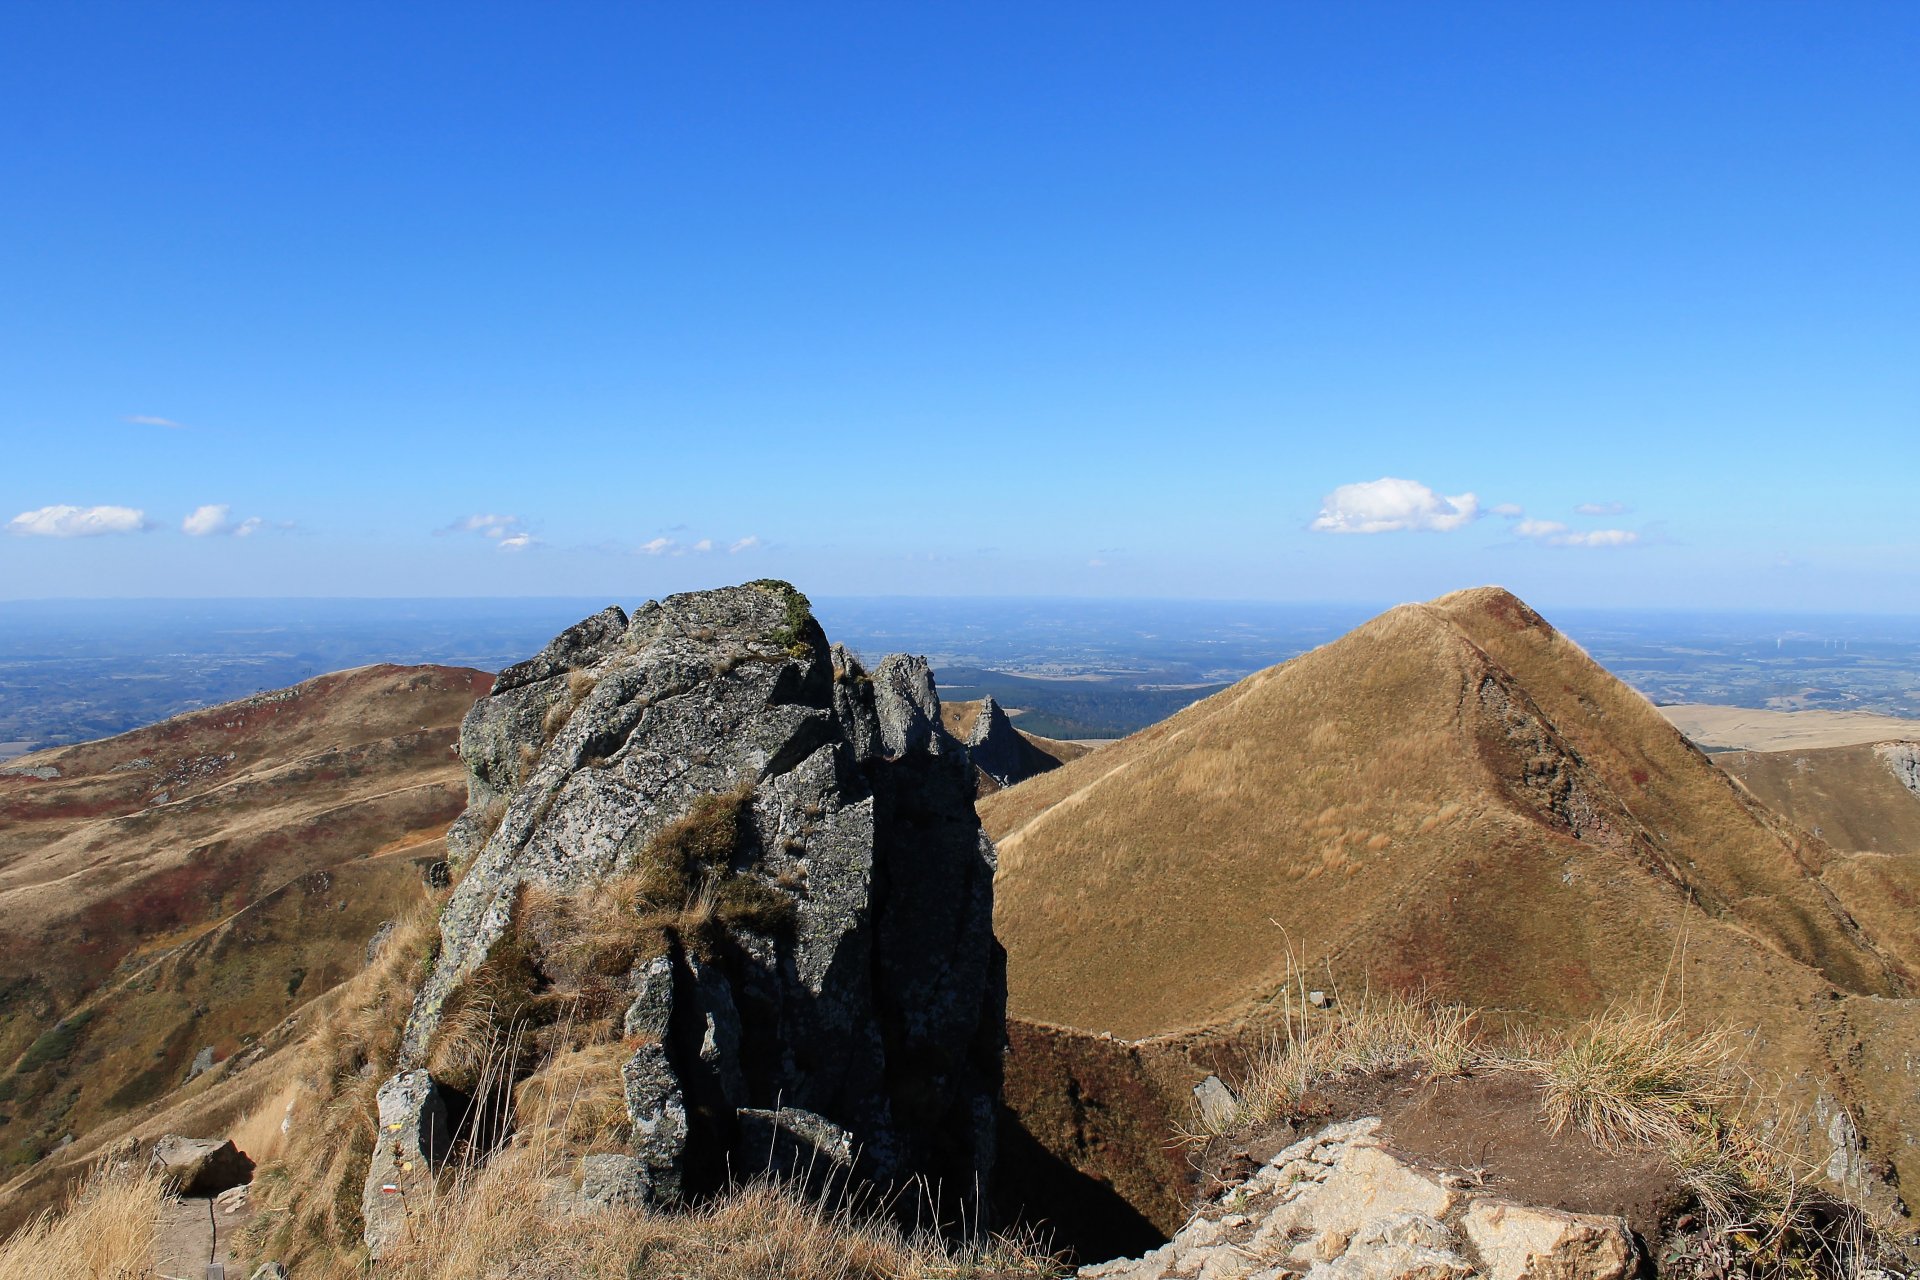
(986, 586, 1918, 1224)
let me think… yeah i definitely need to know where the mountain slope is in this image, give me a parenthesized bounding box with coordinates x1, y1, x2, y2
(1714, 739, 1920, 973)
(0, 663, 489, 1165)
(1717, 741, 1920, 858)
(985, 587, 1920, 1220)
(986, 588, 1899, 1040)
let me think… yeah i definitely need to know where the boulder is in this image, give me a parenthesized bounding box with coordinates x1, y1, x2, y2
(578, 1153, 651, 1209)
(364, 919, 396, 966)
(1192, 1075, 1238, 1131)
(1462, 1199, 1636, 1280)
(1081, 1116, 1636, 1280)
(185, 1045, 216, 1082)
(361, 1070, 452, 1258)
(364, 582, 1004, 1253)
(147, 1135, 254, 1196)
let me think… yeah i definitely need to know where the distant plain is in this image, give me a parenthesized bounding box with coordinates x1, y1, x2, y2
(2, 595, 1918, 757)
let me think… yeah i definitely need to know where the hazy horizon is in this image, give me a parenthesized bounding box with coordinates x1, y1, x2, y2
(4, 590, 1920, 622)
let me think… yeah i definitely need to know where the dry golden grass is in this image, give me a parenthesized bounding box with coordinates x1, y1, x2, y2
(1192, 949, 1484, 1137)
(1530, 1004, 1740, 1151)
(1, 1137, 1058, 1280)
(1717, 742, 1920, 858)
(236, 967, 1059, 1280)
(1199, 986, 1884, 1279)
(358, 1140, 1058, 1280)
(229, 1082, 297, 1168)
(981, 586, 1920, 1215)
(0, 664, 484, 1161)
(986, 588, 1897, 1041)
(0, 1165, 165, 1279)
(243, 901, 443, 1270)
(512, 1041, 632, 1152)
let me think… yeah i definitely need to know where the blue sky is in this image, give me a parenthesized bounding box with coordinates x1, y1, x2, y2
(3, 3, 1915, 610)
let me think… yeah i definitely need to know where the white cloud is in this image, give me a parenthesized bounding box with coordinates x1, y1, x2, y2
(728, 535, 762, 554)
(1556, 528, 1639, 547)
(7, 504, 151, 537)
(1575, 501, 1627, 516)
(1490, 503, 1525, 518)
(182, 504, 232, 536)
(124, 414, 186, 429)
(442, 513, 536, 550)
(638, 535, 724, 557)
(183, 504, 273, 537)
(445, 513, 522, 539)
(1310, 478, 1480, 534)
(1513, 518, 1639, 548)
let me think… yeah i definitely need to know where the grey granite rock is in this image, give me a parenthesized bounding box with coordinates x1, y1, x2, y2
(364, 582, 1003, 1253)
(623, 954, 675, 1039)
(185, 1045, 216, 1082)
(147, 1135, 254, 1196)
(1878, 741, 1920, 799)
(364, 919, 396, 967)
(963, 693, 1063, 789)
(579, 1153, 653, 1209)
(871, 653, 944, 758)
(362, 1070, 451, 1259)
(622, 1040, 689, 1203)
(737, 1105, 856, 1183)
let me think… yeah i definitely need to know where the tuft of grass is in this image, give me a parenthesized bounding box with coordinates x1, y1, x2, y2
(1200, 988, 1481, 1136)
(475, 796, 508, 847)
(1192, 939, 1481, 1137)
(1530, 1004, 1739, 1151)
(636, 786, 751, 904)
(511, 1041, 632, 1152)
(622, 783, 794, 956)
(0, 1165, 166, 1279)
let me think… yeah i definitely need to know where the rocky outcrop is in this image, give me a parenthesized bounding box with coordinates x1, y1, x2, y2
(148, 1135, 255, 1196)
(1877, 742, 1920, 800)
(1079, 1117, 1635, 1280)
(364, 582, 1004, 1256)
(965, 695, 1063, 791)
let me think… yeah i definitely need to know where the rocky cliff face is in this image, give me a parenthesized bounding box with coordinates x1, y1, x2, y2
(362, 582, 1004, 1255)
(965, 694, 1063, 791)
(1878, 741, 1920, 800)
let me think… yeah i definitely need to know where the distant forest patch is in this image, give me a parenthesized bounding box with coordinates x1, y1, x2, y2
(933, 667, 1226, 739)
